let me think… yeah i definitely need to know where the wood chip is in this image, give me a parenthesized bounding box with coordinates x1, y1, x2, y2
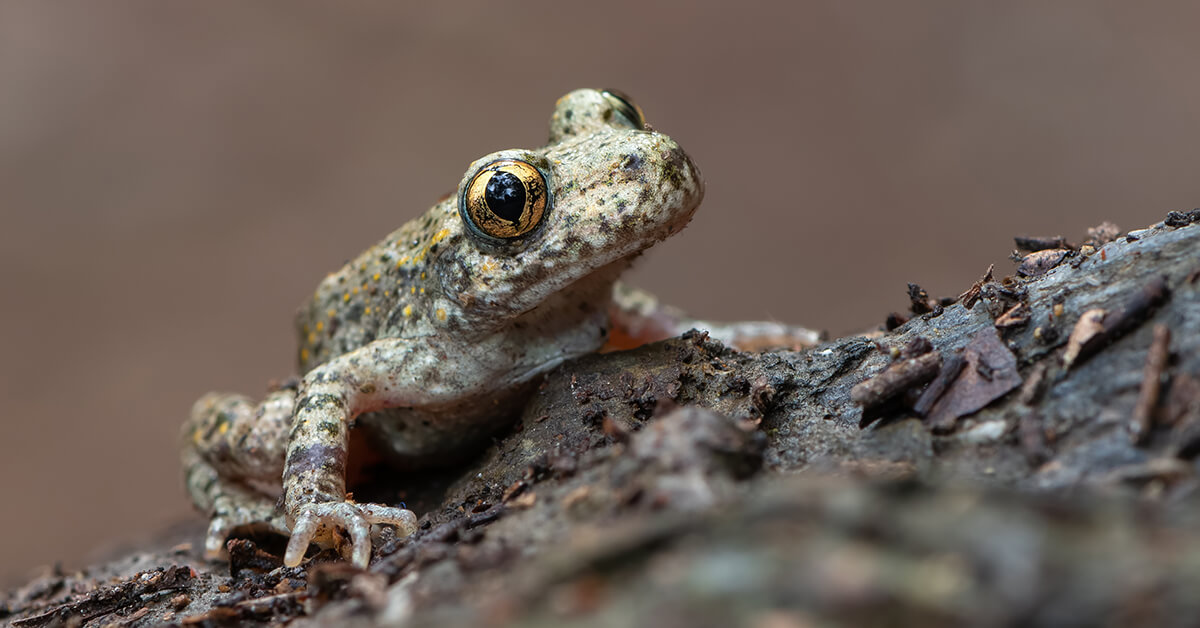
(1063, 276, 1170, 369)
(957, 264, 994, 309)
(995, 302, 1031, 329)
(1017, 249, 1071, 277)
(912, 352, 966, 417)
(1130, 324, 1172, 444)
(1062, 309, 1107, 369)
(850, 352, 942, 409)
(925, 327, 1023, 433)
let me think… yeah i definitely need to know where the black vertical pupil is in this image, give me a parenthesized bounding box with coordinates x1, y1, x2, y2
(485, 171, 526, 222)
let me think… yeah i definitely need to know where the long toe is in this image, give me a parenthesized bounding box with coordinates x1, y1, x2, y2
(284, 511, 320, 567)
(361, 504, 419, 537)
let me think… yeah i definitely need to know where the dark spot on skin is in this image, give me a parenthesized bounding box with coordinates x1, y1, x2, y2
(360, 382, 376, 394)
(318, 421, 342, 437)
(345, 302, 364, 323)
(616, 200, 628, 213)
(296, 393, 346, 413)
(621, 153, 644, 171)
(386, 307, 406, 329)
(284, 444, 346, 481)
(659, 148, 689, 190)
(565, 109, 573, 120)
(203, 411, 232, 441)
(308, 371, 341, 385)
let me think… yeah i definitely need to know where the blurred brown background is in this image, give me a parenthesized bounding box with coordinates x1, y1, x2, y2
(3, 1, 1198, 584)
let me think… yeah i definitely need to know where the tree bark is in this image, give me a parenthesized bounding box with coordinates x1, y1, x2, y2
(5, 214, 1200, 627)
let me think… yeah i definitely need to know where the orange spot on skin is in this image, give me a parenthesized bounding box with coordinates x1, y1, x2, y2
(436, 308, 446, 321)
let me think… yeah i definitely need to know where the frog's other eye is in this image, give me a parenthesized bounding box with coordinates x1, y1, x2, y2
(460, 159, 550, 241)
(600, 89, 646, 130)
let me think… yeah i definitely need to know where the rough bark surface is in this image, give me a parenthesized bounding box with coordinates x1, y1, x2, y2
(4, 214, 1200, 627)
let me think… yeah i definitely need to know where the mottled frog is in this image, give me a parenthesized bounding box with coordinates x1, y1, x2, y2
(181, 89, 704, 567)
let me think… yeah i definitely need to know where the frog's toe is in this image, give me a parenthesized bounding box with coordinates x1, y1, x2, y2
(204, 518, 231, 559)
(284, 501, 416, 568)
(359, 503, 419, 533)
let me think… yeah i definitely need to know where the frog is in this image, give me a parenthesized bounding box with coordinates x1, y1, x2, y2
(181, 88, 706, 568)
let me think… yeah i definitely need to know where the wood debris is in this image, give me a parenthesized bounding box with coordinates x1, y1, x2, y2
(957, 264, 994, 309)
(1062, 276, 1170, 369)
(924, 327, 1022, 433)
(1017, 249, 1071, 277)
(1130, 324, 1172, 444)
(851, 342, 941, 428)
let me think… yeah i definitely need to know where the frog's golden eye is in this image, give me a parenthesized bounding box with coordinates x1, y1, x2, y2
(460, 159, 550, 241)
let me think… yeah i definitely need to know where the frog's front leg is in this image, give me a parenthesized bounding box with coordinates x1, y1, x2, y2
(283, 341, 423, 568)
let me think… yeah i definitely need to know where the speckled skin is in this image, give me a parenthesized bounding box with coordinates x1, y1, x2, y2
(181, 89, 704, 568)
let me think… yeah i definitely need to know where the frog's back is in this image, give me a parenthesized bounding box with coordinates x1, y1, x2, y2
(294, 200, 460, 372)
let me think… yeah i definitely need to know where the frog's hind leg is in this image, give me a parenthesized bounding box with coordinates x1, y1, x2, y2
(182, 390, 294, 558)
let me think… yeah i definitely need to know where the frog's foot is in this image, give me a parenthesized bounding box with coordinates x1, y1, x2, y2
(608, 282, 824, 352)
(284, 502, 418, 568)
